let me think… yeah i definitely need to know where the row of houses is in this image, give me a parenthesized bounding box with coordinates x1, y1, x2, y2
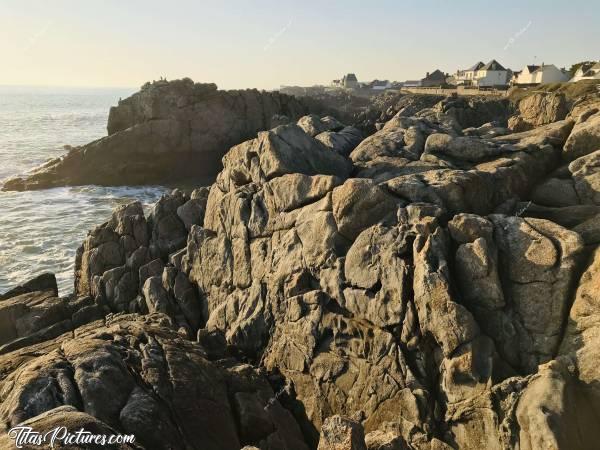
(331, 74, 402, 92)
(451, 60, 570, 87)
(408, 59, 600, 89)
(329, 60, 600, 94)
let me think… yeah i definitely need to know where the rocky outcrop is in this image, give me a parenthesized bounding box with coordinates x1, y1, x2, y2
(0, 272, 58, 300)
(530, 144, 600, 221)
(318, 416, 366, 450)
(2, 79, 309, 191)
(166, 111, 585, 448)
(354, 93, 509, 136)
(72, 188, 209, 337)
(508, 92, 568, 132)
(5, 86, 600, 449)
(563, 110, 600, 161)
(0, 275, 106, 355)
(0, 313, 309, 450)
(434, 96, 511, 130)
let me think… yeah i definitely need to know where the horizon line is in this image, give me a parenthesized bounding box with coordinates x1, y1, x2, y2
(0, 83, 139, 90)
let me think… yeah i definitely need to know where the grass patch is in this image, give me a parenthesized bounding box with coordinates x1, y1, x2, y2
(508, 80, 600, 104)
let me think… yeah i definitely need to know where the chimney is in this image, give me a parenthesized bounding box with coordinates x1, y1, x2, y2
(426, 72, 430, 77)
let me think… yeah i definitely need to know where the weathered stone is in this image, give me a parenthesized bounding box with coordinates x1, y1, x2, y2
(569, 149, 600, 205)
(142, 276, 172, 314)
(177, 196, 207, 231)
(9, 89, 600, 449)
(520, 202, 600, 228)
(217, 124, 352, 192)
(0, 313, 308, 450)
(509, 92, 568, 131)
(332, 178, 399, 240)
(0, 273, 58, 300)
(531, 177, 580, 207)
(316, 127, 364, 156)
(298, 114, 344, 137)
(424, 134, 503, 162)
(448, 213, 494, 243)
(572, 213, 600, 244)
(149, 190, 188, 258)
(563, 113, 600, 160)
(559, 246, 600, 414)
(489, 216, 584, 372)
(318, 416, 367, 450)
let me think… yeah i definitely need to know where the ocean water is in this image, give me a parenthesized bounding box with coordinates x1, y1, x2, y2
(0, 86, 168, 295)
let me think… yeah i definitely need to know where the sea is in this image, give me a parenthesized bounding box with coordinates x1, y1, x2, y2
(0, 86, 169, 295)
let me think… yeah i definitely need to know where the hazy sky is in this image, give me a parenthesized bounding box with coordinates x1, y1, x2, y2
(1, 0, 598, 90)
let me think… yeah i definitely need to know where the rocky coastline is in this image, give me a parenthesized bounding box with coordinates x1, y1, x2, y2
(2, 79, 309, 191)
(1, 80, 600, 449)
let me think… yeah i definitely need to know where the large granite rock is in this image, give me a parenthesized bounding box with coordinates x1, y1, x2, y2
(508, 92, 568, 132)
(166, 111, 595, 448)
(0, 313, 309, 450)
(73, 191, 207, 335)
(2, 79, 308, 191)
(0, 273, 58, 300)
(7, 90, 600, 449)
(563, 111, 600, 161)
(0, 275, 106, 355)
(356, 93, 510, 135)
(317, 416, 366, 450)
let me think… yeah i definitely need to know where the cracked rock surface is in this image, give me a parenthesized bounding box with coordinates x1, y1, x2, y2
(2, 88, 600, 449)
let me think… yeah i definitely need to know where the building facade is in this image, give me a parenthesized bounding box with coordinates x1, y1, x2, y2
(420, 70, 447, 87)
(570, 62, 600, 82)
(454, 60, 509, 87)
(474, 60, 510, 87)
(513, 64, 569, 85)
(454, 62, 484, 86)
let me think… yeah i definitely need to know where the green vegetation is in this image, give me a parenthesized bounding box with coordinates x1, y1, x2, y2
(568, 61, 596, 76)
(508, 80, 600, 104)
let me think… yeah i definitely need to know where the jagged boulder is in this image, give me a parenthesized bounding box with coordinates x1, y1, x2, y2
(423, 134, 504, 162)
(451, 213, 584, 372)
(0, 275, 106, 355)
(508, 92, 568, 131)
(434, 96, 510, 130)
(316, 127, 364, 157)
(72, 190, 207, 335)
(0, 313, 309, 450)
(0, 273, 58, 300)
(297, 115, 344, 137)
(569, 149, 600, 205)
(318, 416, 367, 450)
(563, 112, 600, 160)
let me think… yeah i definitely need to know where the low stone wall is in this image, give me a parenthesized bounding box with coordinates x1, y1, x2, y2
(402, 86, 508, 97)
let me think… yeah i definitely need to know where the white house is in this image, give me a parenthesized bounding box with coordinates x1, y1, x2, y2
(570, 62, 600, 82)
(453, 60, 509, 87)
(473, 60, 510, 87)
(454, 62, 484, 86)
(512, 65, 539, 85)
(513, 64, 569, 85)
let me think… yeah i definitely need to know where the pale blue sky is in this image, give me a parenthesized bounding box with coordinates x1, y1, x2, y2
(1, 0, 598, 89)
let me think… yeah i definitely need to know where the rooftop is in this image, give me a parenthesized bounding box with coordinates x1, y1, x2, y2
(467, 61, 485, 71)
(481, 59, 506, 71)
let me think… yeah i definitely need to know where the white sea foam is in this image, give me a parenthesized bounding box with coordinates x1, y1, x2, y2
(0, 86, 168, 295)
